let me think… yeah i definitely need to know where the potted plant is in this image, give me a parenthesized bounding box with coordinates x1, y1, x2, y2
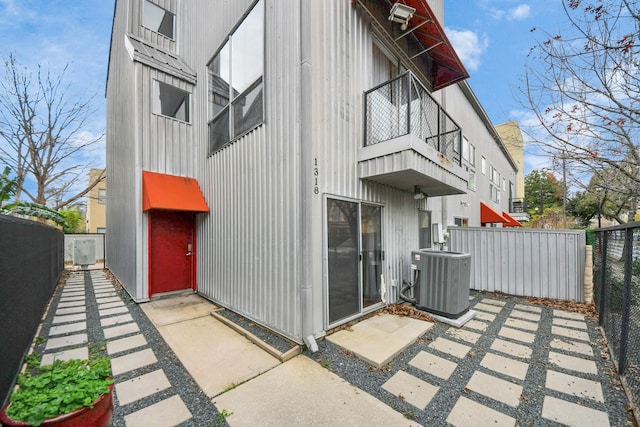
(0, 357, 114, 427)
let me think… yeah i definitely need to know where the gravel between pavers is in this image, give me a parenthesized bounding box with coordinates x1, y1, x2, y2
(306, 291, 634, 426)
(216, 308, 297, 354)
(33, 271, 228, 427)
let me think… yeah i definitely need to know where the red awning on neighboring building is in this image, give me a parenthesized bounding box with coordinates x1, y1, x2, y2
(480, 202, 506, 225)
(142, 171, 209, 212)
(502, 211, 523, 227)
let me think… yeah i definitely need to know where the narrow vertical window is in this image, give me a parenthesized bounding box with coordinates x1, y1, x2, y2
(208, 0, 264, 154)
(143, 0, 175, 39)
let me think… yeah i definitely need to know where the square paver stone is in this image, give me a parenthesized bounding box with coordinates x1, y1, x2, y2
(111, 348, 158, 376)
(49, 321, 86, 336)
(480, 353, 529, 380)
(326, 313, 434, 368)
(466, 371, 523, 407)
(52, 313, 86, 324)
(549, 351, 598, 375)
(115, 369, 171, 405)
(553, 309, 585, 320)
(514, 304, 542, 313)
(490, 338, 532, 359)
(446, 396, 515, 427)
(542, 396, 610, 427)
(480, 298, 506, 306)
(108, 334, 147, 355)
(550, 338, 594, 357)
(382, 370, 439, 409)
(104, 322, 140, 339)
(474, 302, 503, 313)
(41, 347, 88, 365)
(100, 313, 134, 327)
(429, 337, 471, 359)
(499, 326, 536, 343)
(55, 306, 86, 315)
(464, 319, 488, 331)
(552, 325, 590, 342)
(473, 311, 496, 322)
(546, 370, 604, 402)
(124, 395, 192, 427)
(447, 328, 481, 344)
(552, 317, 588, 330)
(504, 318, 538, 331)
(99, 306, 129, 317)
(409, 351, 458, 379)
(510, 310, 541, 322)
(57, 300, 86, 308)
(45, 333, 88, 350)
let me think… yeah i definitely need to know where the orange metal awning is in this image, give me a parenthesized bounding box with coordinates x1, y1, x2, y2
(502, 211, 523, 227)
(142, 171, 209, 212)
(480, 202, 506, 225)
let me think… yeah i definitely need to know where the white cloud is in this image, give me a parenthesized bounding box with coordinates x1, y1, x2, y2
(507, 4, 531, 21)
(446, 28, 489, 71)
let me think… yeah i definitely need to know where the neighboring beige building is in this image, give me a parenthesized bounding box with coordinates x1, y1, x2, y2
(496, 121, 528, 221)
(86, 168, 106, 233)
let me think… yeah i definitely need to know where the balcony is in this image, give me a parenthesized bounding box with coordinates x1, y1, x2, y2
(358, 72, 468, 196)
(509, 198, 530, 222)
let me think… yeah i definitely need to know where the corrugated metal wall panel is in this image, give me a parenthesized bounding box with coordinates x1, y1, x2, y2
(449, 227, 586, 302)
(106, 0, 142, 300)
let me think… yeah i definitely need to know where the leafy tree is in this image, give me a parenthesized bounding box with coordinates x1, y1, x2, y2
(567, 190, 599, 227)
(0, 54, 105, 210)
(524, 169, 564, 217)
(0, 165, 16, 210)
(59, 207, 85, 233)
(517, 0, 640, 213)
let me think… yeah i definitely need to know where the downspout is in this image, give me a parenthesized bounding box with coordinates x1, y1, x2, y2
(299, 0, 318, 352)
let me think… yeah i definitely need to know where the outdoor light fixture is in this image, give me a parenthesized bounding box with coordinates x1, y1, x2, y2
(413, 186, 426, 200)
(388, 3, 416, 31)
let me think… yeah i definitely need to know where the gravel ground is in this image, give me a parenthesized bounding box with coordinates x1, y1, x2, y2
(306, 291, 635, 426)
(32, 271, 228, 427)
(28, 273, 635, 427)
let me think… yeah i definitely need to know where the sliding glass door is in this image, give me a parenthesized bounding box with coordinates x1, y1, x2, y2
(326, 198, 383, 325)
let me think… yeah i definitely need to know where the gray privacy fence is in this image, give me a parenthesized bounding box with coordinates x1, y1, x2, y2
(594, 223, 640, 416)
(449, 227, 586, 302)
(64, 233, 105, 269)
(0, 214, 64, 406)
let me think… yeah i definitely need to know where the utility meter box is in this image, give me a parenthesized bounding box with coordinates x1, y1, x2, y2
(73, 238, 96, 266)
(411, 249, 471, 319)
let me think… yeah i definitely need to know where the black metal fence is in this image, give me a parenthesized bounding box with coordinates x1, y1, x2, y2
(594, 222, 640, 414)
(0, 214, 64, 406)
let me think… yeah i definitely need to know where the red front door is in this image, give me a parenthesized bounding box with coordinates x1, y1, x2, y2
(149, 210, 195, 296)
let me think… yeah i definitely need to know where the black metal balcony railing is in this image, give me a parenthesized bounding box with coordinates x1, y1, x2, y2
(364, 71, 462, 166)
(509, 198, 528, 213)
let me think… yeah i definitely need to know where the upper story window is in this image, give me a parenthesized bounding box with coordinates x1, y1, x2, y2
(208, 0, 264, 154)
(143, 0, 175, 39)
(98, 189, 106, 204)
(153, 80, 190, 122)
(481, 156, 486, 174)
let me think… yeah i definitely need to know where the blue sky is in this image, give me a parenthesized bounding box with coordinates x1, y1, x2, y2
(0, 0, 568, 178)
(445, 1, 570, 175)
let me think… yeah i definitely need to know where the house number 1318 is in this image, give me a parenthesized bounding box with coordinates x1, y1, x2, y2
(313, 158, 319, 195)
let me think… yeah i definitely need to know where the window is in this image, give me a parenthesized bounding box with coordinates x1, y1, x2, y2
(481, 156, 486, 174)
(490, 166, 501, 203)
(153, 81, 190, 122)
(467, 170, 476, 191)
(98, 189, 106, 204)
(469, 144, 476, 166)
(462, 137, 469, 162)
(418, 210, 431, 249)
(142, 0, 174, 39)
(97, 227, 106, 234)
(208, 0, 264, 154)
(454, 217, 468, 227)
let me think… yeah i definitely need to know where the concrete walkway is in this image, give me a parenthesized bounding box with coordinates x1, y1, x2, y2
(30, 270, 631, 426)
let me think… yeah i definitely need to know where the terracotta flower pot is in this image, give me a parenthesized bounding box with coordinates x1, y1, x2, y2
(0, 384, 113, 427)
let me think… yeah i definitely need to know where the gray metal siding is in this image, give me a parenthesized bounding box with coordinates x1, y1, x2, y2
(449, 227, 586, 301)
(106, 0, 142, 300)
